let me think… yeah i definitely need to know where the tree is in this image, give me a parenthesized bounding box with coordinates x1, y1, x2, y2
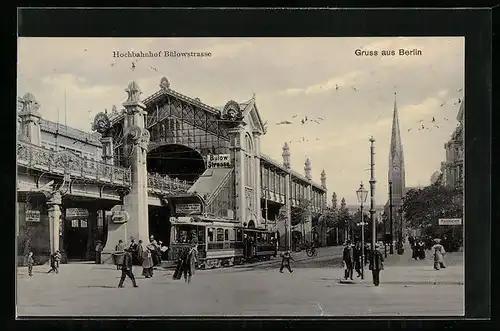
(402, 182, 463, 251)
(337, 197, 352, 240)
(291, 198, 311, 243)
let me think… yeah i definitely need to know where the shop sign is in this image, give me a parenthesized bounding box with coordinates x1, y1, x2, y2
(26, 210, 40, 223)
(207, 154, 231, 168)
(175, 203, 201, 214)
(66, 208, 89, 218)
(438, 218, 462, 226)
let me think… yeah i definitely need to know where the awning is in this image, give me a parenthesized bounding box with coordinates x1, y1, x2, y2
(187, 168, 233, 202)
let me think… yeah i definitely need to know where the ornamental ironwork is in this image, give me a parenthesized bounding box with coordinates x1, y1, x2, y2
(147, 172, 191, 195)
(92, 112, 111, 134)
(17, 141, 131, 186)
(222, 100, 244, 126)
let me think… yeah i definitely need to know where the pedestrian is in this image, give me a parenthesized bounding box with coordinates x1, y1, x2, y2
(342, 240, 355, 280)
(431, 238, 447, 270)
(353, 242, 362, 278)
(118, 248, 138, 288)
(369, 243, 384, 286)
(128, 238, 139, 265)
(47, 251, 61, 274)
(279, 250, 294, 273)
(95, 241, 103, 264)
(115, 240, 125, 270)
(27, 251, 34, 277)
(182, 243, 198, 283)
(141, 242, 154, 278)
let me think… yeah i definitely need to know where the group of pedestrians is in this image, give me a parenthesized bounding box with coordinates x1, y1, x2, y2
(173, 242, 198, 283)
(342, 240, 384, 286)
(115, 235, 169, 288)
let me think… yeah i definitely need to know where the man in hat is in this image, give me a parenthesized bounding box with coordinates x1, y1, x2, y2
(118, 248, 138, 288)
(369, 243, 384, 286)
(342, 240, 355, 280)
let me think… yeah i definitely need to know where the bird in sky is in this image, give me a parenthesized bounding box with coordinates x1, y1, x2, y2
(458, 87, 463, 92)
(407, 128, 412, 132)
(432, 117, 436, 123)
(276, 120, 293, 125)
(301, 119, 305, 125)
(352, 87, 358, 92)
(151, 65, 158, 72)
(292, 114, 298, 118)
(317, 117, 324, 121)
(335, 84, 339, 91)
(131, 63, 136, 71)
(444, 117, 449, 121)
(84, 48, 88, 52)
(110, 62, 116, 67)
(458, 98, 462, 104)
(440, 102, 445, 107)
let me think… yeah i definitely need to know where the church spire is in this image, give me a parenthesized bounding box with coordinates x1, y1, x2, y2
(389, 92, 403, 162)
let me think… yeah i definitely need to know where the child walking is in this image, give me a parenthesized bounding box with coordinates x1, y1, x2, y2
(279, 250, 294, 273)
(27, 251, 34, 277)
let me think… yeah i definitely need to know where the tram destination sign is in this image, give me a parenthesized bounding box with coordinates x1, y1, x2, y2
(207, 154, 231, 168)
(438, 218, 462, 226)
(175, 203, 202, 214)
(26, 210, 40, 223)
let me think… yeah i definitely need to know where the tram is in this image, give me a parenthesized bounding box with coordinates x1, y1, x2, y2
(168, 215, 278, 269)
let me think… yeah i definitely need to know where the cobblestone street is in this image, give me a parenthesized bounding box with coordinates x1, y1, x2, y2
(17, 248, 464, 317)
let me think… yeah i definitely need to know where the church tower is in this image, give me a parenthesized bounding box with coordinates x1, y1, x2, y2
(388, 92, 406, 238)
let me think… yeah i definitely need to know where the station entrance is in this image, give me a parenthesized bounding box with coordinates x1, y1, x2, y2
(149, 206, 172, 246)
(147, 144, 206, 183)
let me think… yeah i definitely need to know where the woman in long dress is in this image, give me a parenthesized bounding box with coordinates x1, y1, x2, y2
(141, 243, 154, 278)
(431, 238, 447, 270)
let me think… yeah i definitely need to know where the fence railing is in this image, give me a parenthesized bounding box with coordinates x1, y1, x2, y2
(18, 141, 193, 195)
(17, 141, 131, 186)
(147, 173, 192, 195)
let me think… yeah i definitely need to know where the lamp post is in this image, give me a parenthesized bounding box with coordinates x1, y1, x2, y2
(356, 182, 368, 280)
(389, 180, 394, 254)
(369, 137, 377, 261)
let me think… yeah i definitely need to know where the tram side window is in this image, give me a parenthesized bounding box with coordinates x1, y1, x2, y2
(224, 229, 229, 241)
(208, 228, 214, 242)
(236, 229, 242, 241)
(71, 219, 79, 228)
(216, 228, 224, 242)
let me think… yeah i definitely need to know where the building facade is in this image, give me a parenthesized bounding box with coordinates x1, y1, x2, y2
(441, 98, 464, 188)
(17, 77, 328, 264)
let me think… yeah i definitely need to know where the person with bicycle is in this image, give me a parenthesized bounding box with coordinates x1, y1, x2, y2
(305, 241, 317, 257)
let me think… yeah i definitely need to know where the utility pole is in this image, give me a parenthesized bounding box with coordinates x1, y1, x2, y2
(369, 137, 377, 259)
(389, 180, 394, 254)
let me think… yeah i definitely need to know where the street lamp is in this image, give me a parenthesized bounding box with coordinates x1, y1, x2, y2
(356, 182, 368, 280)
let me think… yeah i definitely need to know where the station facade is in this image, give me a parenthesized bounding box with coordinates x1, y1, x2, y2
(16, 77, 328, 264)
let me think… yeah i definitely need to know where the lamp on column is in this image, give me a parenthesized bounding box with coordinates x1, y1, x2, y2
(356, 182, 368, 280)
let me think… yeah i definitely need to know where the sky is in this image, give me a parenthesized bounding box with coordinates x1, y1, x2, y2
(17, 37, 464, 206)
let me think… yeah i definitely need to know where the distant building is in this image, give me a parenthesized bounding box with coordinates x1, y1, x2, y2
(440, 98, 464, 188)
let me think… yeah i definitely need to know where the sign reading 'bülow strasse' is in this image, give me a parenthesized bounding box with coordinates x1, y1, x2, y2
(206, 154, 231, 169)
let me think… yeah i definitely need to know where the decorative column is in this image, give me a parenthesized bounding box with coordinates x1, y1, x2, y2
(18, 93, 42, 146)
(253, 131, 262, 228)
(320, 169, 327, 245)
(102, 82, 150, 261)
(304, 158, 313, 242)
(47, 192, 62, 255)
(282, 142, 292, 251)
(229, 125, 246, 224)
(122, 81, 150, 242)
(101, 137, 114, 165)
